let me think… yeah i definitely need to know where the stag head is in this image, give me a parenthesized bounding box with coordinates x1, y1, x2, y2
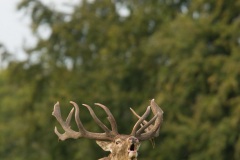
(52, 99, 163, 160)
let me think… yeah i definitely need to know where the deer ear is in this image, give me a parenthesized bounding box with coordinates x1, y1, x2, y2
(96, 140, 113, 152)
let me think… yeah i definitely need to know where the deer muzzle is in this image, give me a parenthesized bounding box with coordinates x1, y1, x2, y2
(127, 137, 140, 159)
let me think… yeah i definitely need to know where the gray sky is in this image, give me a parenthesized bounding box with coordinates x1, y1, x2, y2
(0, 0, 79, 62)
(0, 0, 31, 60)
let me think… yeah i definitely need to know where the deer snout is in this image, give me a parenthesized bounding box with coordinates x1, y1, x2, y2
(128, 136, 139, 144)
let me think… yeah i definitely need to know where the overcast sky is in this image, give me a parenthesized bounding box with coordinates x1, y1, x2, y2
(0, 0, 79, 62)
(0, 0, 30, 60)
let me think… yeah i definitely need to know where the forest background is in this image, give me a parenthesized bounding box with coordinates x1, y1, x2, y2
(0, 0, 240, 159)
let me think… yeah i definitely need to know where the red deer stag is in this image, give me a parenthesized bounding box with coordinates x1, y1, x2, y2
(52, 99, 163, 160)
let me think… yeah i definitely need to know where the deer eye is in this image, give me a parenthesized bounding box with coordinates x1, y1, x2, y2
(115, 140, 121, 144)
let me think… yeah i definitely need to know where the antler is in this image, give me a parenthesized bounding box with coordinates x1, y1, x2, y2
(130, 99, 163, 141)
(52, 101, 118, 141)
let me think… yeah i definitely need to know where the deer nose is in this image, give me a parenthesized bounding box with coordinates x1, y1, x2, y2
(129, 136, 139, 143)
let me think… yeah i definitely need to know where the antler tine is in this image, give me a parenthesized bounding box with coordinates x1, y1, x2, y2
(131, 106, 151, 136)
(131, 99, 164, 141)
(94, 103, 118, 135)
(149, 99, 164, 137)
(82, 104, 111, 133)
(52, 102, 82, 141)
(137, 112, 161, 141)
(70, 101, 87, 132)
(136, 113, 158, 135)
(150, 99, 164, 116)
(130, 108, 148, 126)
(66, 107, 74, 126)
(130, 105, 156, 135)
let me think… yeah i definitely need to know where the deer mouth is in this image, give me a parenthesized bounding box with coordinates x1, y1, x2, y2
(130, 144, 135, 151)
(127, 143, 138, 158)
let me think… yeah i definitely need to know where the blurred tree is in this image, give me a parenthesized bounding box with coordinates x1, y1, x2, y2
(0, 0, 240, 159)
(0, 43, 11, 69)
(145, 0, 240, 159)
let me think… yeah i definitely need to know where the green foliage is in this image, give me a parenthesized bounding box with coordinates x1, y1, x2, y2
(1, 0, 240, 159)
